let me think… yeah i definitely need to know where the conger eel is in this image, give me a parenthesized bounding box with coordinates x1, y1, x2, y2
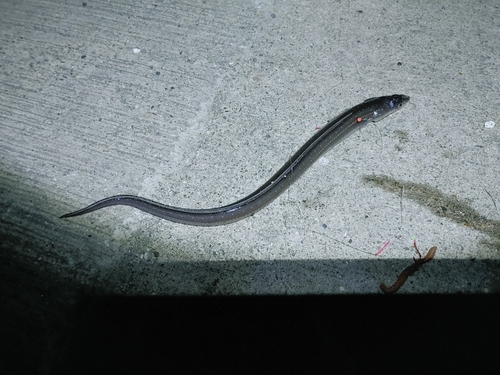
(61, 94, 410, 226)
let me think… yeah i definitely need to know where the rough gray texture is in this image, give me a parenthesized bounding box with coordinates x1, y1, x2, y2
(1, 0, 499, 299)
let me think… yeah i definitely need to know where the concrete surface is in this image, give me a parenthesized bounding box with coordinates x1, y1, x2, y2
(1, 0, 499, 295)
(1, 0, 499, 372)
(2, 4, 500, 286)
